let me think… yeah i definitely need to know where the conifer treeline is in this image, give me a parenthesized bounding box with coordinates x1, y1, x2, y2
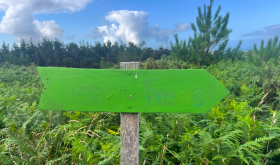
(0, 0, 248, 68)
(0, 38, 170, 68)
(1, 0, 280, 68)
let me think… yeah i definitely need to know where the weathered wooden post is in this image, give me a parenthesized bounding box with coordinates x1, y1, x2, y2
(120, 62, 139, 165)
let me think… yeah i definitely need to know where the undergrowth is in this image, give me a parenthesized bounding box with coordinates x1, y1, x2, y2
(0, 59, 279, 164)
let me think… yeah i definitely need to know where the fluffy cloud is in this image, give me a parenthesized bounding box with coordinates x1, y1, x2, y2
(90, 10, 190, 46)
(174, 23, 191, 32)
(0, 0, 92, 43)
(242, 24, 280, 37)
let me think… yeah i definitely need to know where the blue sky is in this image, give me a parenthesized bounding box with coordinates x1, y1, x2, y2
(0, 0, 279, 52)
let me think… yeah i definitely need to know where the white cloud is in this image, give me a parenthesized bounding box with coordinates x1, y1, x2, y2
(0, 3, 8, 11)
(174, 23, 190, 32)
(33, 20, 63, 41)
(242, 24, 280, 37)
(0, 0, 92, 44)
(91, 10, 178, 46)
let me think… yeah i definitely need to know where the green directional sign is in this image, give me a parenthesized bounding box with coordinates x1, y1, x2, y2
(36, 67, 229, 113)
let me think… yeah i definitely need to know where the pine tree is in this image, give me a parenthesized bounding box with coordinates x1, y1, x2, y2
(93, 41, 104, 68)
(111, 41, 119, 64)
(103, 40, 112, 63)
(37, 37, 55, 66)
(169, 34, 192, 62)
(53, 38, 66, 67)
(19, 39, 30, 66)
(11, 42, 20, 65)
(190, 0, 242, 65)
(247, 35, 280, 66)
(67, 42, 80, 67)
(0, 42, 9, 63)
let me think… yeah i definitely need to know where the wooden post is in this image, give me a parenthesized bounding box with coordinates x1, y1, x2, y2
(120, 62, 139, 165)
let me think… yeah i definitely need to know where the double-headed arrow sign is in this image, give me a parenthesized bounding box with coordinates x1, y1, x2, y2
(36, 67, 229, 113)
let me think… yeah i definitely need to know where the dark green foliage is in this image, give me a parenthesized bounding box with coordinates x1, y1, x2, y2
(0, 60, 280, 164)
(169, 34, 193, 62)
(169, 0, 245, 66)
(262, 62, 280, 110)
(0, 37, 170, 69)
(247, 36, 280, 66)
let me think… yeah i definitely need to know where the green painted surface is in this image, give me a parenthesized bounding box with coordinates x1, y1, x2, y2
(36, 67, 229, 113)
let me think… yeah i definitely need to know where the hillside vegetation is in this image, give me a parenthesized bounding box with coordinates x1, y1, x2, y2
(0, 0, 280, 164)
(0, 59, 279, 164)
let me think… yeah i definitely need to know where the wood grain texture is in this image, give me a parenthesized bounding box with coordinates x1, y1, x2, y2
(121, 113, 139, 165)
(120, 62, 139, 165)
